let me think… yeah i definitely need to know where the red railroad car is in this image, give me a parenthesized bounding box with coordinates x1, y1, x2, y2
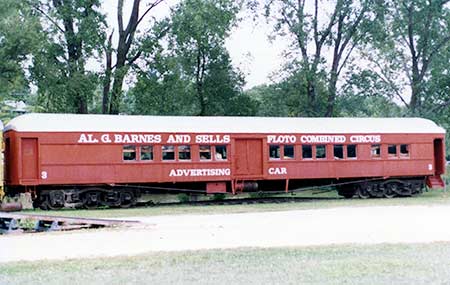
(3, 114, 446, 209)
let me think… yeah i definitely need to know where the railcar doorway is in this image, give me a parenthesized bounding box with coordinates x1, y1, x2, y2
(234, 139, 263, 177)
(434, 138, 445, 175)
(21, 138, 39, 182)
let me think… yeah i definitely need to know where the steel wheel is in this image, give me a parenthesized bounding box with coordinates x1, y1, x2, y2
(357, 185, 370, 199)
(83, 191, 101, 209)
(120, 191, 136, 208)
(384, 183, 397, 198)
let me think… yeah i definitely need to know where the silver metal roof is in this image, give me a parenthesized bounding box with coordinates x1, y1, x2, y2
(3, 113, 446, 134)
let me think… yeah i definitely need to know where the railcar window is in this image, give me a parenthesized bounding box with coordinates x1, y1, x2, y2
(215, 145, 227, 160)
(178, 145, 191, 160)
(162, 145, 175, 160)
(123, 145, 136, 161)
(284, 145, 295, 159)
(347, 145, 357, 159)
(388, 145, 397, 157)
(140, 145, 153, 160)
(371, 144, 381, 158)
(269, 145, 281, 159)
(199, 145, 211, 160)
(334, 145, 344, 159)
(302, 145, 312, 159)
(400, 144, 410, 157)
(316, 145, 326, 159)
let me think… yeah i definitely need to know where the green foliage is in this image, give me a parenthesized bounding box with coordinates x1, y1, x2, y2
(362, 0, 450, 116)
(0, 0, 39, 100)
(126, 56, 198, 116)
(168, 0, 247, 116)
(248, 67, 328, 117)
(129, 0, 256, 116)
(28, 0, 106, 113)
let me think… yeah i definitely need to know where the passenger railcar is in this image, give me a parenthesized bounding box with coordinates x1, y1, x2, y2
(3, 114, 446, 209)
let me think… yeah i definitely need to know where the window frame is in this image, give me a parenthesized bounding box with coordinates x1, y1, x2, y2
(333, 144, 344, 160)
(400, 144, 410, 158)
(214, 145, 228, 161)
(122, 145, 137, 161)
(302, 145, 313, 160)
(283, 145, 295, 160)
(178, 145, 192, 161)
(315, 145, 327, 160)
(162, 145, 176, 161)
(371, 144, 381, 159)
(347, 144, 357, 159)
(199, 145, 212, 161)
(269, 144, 281, 160)
(140, 145, 154, 161)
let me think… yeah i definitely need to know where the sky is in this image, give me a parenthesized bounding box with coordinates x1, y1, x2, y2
(101, 0, 289, 89)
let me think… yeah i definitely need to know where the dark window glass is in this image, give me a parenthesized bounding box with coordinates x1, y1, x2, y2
(284, 145, 295, 159)
(200, 145, 211, 160)
(302, 145, 312, 159)
(316, 145, 326, 159)
(371, 144, 381, 158)
(388, 145, 397, 157)
(215, 145, 227, 160)
(400, 144, 410, 157)
(140, 145, 153, 160)
(347, 145, 357, 159)
(162, 145, 175, 161)
(178, 145, 191, 160)
(269, 145, 281, 159)
(123, 145, 136, 161)
(334, 145, 344, 159)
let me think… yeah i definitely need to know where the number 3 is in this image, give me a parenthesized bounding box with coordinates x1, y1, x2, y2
(41, 171, 48, 179)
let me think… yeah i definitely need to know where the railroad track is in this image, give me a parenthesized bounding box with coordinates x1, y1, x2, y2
(0, 212, 140, 235)
(142, 195, 341, 207)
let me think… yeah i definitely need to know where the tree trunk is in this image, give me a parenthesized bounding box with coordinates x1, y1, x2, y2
(109, 66, 128, 114)
(102, 32, 113, 114)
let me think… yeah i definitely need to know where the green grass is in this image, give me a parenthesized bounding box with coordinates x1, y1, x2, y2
(23, 187, 450, 219)
(1, 243, 450, 285)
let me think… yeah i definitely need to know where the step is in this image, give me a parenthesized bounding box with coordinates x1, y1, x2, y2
(426, 176, 445, 189)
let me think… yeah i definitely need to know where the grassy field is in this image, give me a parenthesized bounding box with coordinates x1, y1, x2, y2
(1, 243, 450, 285)
(23, 187, 450, 218)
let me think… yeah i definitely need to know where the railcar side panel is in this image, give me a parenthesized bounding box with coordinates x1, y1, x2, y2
(3, 130, 445, 188)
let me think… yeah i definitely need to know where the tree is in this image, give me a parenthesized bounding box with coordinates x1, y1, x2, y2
(126, 54, 197, 115)
(103, 0, 166, 114)
(28, 0, 105, 113)
(338, 69, 403, 117)
(0, 0, 39, 100)
(264, 0, 375, 116)
(363, 0, 450, 115)
(168, 0, 242, 116)
(247, 67, 328, 117)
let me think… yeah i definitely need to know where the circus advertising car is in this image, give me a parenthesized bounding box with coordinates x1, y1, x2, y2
(2, 114, 446, 209)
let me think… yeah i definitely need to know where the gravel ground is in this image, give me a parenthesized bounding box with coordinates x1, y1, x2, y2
(2, 205, 450, 263)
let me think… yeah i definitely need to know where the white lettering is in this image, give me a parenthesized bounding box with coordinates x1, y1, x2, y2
(350, 135, 381, 143)
(195, 135, 231, 144)
(113, 134, 162, 144)
(268, 167, 287, 175)
(169, 168, 231, 177)
(267, 135, 296, 144)
(101, 134, 112, 143)
(300, 135, 346, 144)
(167, 134, 191, 144)
(77, 134, 99, 143)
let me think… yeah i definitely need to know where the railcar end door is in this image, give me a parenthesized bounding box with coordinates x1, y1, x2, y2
(21, 138, 39, 181)
(234, 139, 263, 176)
(434, 138, 445, 175)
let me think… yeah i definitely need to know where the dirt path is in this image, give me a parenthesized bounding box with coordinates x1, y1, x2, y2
(2, 205, 450, 263)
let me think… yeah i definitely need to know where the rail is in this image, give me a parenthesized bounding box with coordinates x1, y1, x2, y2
(0, 212, 140, 234)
